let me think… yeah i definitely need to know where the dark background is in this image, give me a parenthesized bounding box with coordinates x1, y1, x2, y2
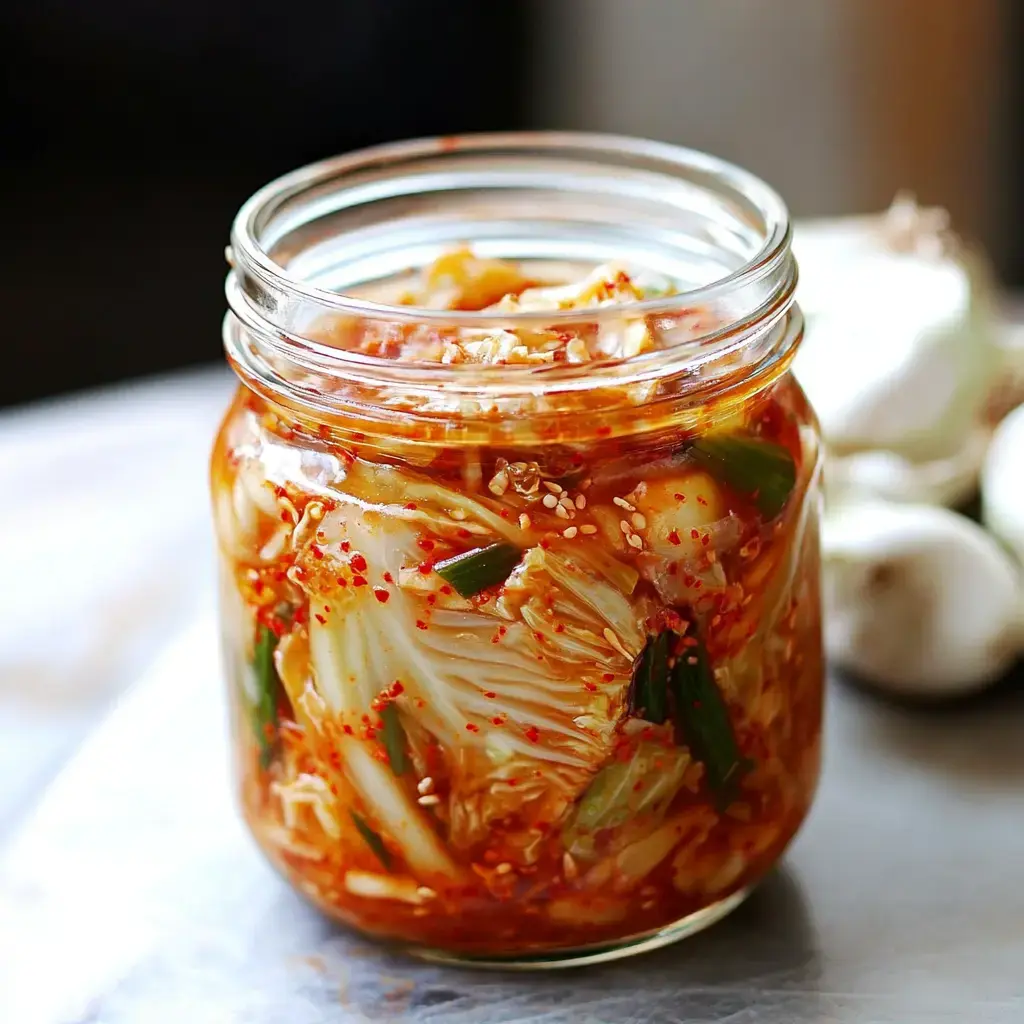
(2, 1, 1021, 409)
(0, 2, 532, 408)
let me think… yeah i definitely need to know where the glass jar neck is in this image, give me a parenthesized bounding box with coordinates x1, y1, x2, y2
(223, 133, 800, 444)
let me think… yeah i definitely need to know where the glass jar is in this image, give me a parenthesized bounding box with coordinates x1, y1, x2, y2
(211, 133, 824, 967)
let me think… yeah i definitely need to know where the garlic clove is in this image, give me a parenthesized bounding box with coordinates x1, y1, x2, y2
(793, 198, 999, 504)
(822, 501, 1023, 696)
(981, 402, 1024, 566)
(824, 425, 992, 509)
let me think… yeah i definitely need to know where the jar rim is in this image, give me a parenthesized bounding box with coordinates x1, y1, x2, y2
(229, 131, 793, 330)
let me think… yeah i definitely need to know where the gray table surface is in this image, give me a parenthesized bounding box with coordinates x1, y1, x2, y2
(0, 611, 1021, 1024)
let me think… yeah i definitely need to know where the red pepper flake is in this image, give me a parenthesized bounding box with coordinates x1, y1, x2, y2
(465, 722, 480, 733)
(415, 619, 428, 630)
(340, 541, 351, 552)
(701, 533, 710, 547)
(483, 690, 497, 699)
(382, 571, 394, 584)
(373, 587, 390, 604)
(350, 553, 367, 572)
(602, 673, 615, 683)
(596, 426, 612, 437)
(439, 584, 453, 596)
(404, 502, 418, 510)
(417, 538, 435, 552)
(696, 494, 708, 506)
(417, 561, 434, 576)
(673, 492, 686, 502)
(508, 778, 519, 787)
(274, 571, 288, 582)
(426, 593, 437, 605)
(690, 528, 700, 540)
(667, 529, 682, 546)
(352, 575, 368, 587)
(279, 511, 291, 523)
(583, 681, 598, 692)
(667, 562, 678, 576)
(499, 509, 510, 519)
(310, 544, 324, 560)
(524, 725, 540, 743)
(335, 577, 348, 587)
(555, 623, 566, 633)
(539, 538, 551, 550)
(633, 780, 645, 792)
(314, 613, 326, 625)
(457, 528, 471, 539)
(491, 716, 504, 726)
(292, 607, 308, 625)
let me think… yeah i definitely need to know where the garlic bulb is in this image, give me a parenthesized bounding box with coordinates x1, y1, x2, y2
(982, 402, 1024, 566)
(822, 501, 1023, 696)
(794, 196, 998, 507)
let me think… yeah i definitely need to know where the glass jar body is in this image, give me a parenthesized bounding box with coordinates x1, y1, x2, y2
(211, 367, 823, 964)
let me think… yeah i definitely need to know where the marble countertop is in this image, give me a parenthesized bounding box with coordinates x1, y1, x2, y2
(1, 363, 1022, 1023)
(0, 367, 235, 838)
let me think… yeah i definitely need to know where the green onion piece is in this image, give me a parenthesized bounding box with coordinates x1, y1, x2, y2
(380, 703, 408, 776)
(433, 542, 522, 597)
(669, 636, 752, 805)
(252, 624, 281, 770)
(630, 632, 670, 724)
(350, 811, 393, 871)
(688, 434, 797, 519)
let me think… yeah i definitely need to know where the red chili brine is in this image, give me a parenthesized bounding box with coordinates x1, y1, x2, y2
(212, 135, 824, 966)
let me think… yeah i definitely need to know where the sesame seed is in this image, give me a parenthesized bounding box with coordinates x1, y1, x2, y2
(627, 533, 644, 550)
(543, 480, 563, 494)
(495, 862, 513, 875)
(542, 493, 558, 509)
(642, 899, 657, 910)
(558, 495, 575, 510)
(449, 508, 467, 521)
(519, 513, 532, 530)
(417, 776, 435, 795)
(613, 496, 636, 512)
(562, 852, 578, 880)
(554, 504, 570, 520)
(575, 494, 586, 509)
(417, 794, 441, 806)
(579, 524, 598, 535)
(488, 470, 509, 496)
(562, 526, 578, 539)
(603, 627, 632, 659)
(631, 512, 647, 530)
(619, 519, 631, 534)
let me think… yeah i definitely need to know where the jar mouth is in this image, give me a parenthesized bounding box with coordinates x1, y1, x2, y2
(225, 133, 800, 426)
(229, 132, 794, 332)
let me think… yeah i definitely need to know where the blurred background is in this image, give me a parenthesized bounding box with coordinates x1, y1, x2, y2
(1, 0, 1019, 408)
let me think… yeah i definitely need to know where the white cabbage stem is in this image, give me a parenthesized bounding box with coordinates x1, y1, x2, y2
(822, 501, 1024, 696)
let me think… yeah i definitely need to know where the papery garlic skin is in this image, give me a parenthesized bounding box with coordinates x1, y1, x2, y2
(793, 199, 998, 507)
(822, 502, 1023, 696)
(982, 402, 1024, 567)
